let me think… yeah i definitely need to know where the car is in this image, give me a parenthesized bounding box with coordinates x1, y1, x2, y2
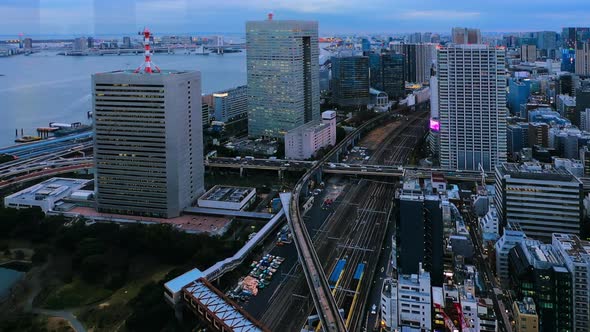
(371, 304, 377, 314)
(284, 163, 290, 167)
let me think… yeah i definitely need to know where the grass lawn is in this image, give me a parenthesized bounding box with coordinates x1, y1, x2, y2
(76, 265, 175, 332)
(43, 278, 114, 309)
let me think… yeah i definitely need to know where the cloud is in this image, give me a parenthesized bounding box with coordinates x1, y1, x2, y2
(398, 10, 480, 20)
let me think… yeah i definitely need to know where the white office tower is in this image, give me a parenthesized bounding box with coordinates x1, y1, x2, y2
(494, 162, 583, 242)
(438, 44, 507, 171)
(93, 70, 204, 218)
(381, 264, 432, 331)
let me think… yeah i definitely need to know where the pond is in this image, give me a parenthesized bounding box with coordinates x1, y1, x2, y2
(0, 267, 24, 300)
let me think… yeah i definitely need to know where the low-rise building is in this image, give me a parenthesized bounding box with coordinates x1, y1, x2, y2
(197, 186, 256, 211)
(381, 264, 432, 331)
(285, 111, 336, 160)
(479, 205, 500, 242)
(4, 177, 91, 212)
(495, 223, 526, 285)
(513, 297, 539, 332)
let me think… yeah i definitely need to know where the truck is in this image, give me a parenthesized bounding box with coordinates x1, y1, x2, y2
(245, 156, 255, 161)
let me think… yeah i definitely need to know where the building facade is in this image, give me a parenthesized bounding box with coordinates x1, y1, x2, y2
(213, 85, 247, 123)
(93, 70, 204, 218)
(520, 44, 537, 62)
(330, 55, 370, 107)
(390, 43, 437, 84)
(381, 267, 432, 331)
(513, 297, 539, 332)
(508, 239, 573, 331)
(397, 179, 445, 286)
(284, 111, 336, 160)
(438, 45, 507, 171)
(369, 51, 405, 100)
(552, 233, 590, 331)
(494, 162, 583, 242)
(246, 18, 319, 138)
(451, 27, 482, 44)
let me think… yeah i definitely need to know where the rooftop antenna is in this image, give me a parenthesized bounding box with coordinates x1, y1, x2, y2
(134, 27, 161, 74)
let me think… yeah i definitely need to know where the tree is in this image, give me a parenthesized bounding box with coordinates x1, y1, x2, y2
(80, 254, 107, 283)
(336, 126, 346, 143)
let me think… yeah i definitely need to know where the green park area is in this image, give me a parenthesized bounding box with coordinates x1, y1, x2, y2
(0, 206, 246, 331)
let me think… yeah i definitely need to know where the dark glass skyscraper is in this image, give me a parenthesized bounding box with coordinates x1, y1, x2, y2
(369, 52, 405, 100)
(331, 55, 370, 107)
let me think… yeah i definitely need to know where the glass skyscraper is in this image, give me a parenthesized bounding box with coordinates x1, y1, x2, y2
(331, 55, 370, 107)
(246, 18, 319, 138)
(369, 52, 405, 100)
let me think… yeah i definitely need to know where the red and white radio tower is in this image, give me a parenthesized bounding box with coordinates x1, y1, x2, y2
(134, 27, 161, 74)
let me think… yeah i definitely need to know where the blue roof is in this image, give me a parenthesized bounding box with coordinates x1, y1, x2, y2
(329, 259, 347, 284)
(353, 263, 365, 280)
(164, 268, 203, 293)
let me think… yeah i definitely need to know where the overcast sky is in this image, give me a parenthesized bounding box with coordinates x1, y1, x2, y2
(2, 0, 589, 36)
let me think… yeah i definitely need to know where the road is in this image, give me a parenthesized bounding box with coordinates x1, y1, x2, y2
(464, 210, 513, 332)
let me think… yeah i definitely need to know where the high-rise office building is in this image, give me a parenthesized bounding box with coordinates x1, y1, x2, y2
(552, 233, 590, 331)
(212, 85, 248, 124)
(535, 31, 557, 59)
(408, 32, 422, 43)
(390, 43, 436, 84)
(397, 178, 444, 286)
(557, 73, 578, 96)
(527, 123, 549, 148)
(369, 51, 405, 100)
(508, 239, 573, 331)
(562, 27, 590, 49)
(507, 123, 529, 156)
(576, 42, 590, 76)
(452, 27, 482, 44)
(562, 48, 577, 73)
(73, 37, 88, 52)
(23, 38, 32, 49)
(437, 45, 507, 171)
(93, 70, 204, 218)
(494, 162, 583, 242)
(520, 44, 536, 62)
(331, 55, 370, 107)
(122, 36, 132, 48)
(246, 17, 319, 138)
(508, 78, 531, 115)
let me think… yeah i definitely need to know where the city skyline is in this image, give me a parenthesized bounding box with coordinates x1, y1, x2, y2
(3, 0, 590, 36)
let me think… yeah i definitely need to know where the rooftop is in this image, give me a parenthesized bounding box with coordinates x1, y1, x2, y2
(165, 268, 203, 293)
(199, 186, 255, 204)
(515, 297, 537, 315)
(552, 233, 590, 264)
(96, 69, 193, 76)
(6, 177, 91, 202)
(183, 278, 267, 332)
(499, 162, 578, 182)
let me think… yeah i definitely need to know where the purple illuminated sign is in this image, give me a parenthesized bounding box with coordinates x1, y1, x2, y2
(429, 119, 440, 131)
